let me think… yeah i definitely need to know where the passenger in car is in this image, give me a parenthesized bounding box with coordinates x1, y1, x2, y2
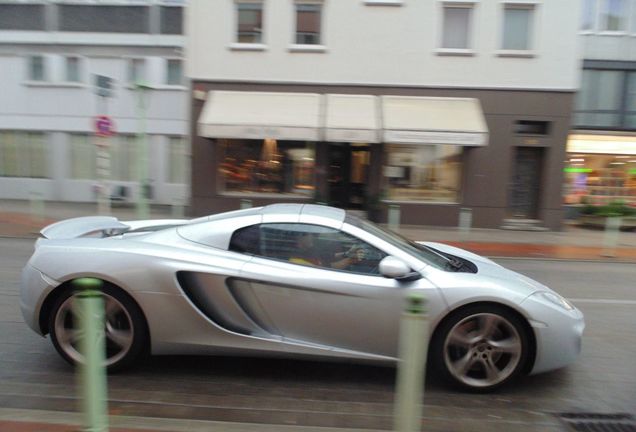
(289, 232, 365, 270)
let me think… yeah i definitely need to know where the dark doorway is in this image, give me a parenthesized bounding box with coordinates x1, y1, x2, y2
(328, 143, 370, 210)
(509, 147, 544, 219)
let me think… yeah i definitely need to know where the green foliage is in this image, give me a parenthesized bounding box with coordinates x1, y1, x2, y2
(582, 201, 636, 217)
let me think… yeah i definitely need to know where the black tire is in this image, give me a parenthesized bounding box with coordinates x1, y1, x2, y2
(48, 283, 148, 372)
(430, 304, 531, 392)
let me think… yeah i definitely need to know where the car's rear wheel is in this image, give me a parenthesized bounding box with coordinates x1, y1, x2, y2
(432, 304, 530, 391)
(48, 283, 147, 371)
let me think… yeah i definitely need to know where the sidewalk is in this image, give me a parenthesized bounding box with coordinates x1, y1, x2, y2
(2, 199, 635, 262)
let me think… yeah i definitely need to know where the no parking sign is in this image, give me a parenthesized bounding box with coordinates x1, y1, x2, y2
(94, 115, 115, 138)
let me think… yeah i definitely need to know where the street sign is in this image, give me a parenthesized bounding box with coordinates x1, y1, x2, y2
(94, 115, 115, 137)
(94, 74, 113, 98)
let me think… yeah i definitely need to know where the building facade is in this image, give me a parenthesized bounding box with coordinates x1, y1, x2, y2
(187, 0, 580, 229)
(565, 0, 636, 209)
(0, 0, 189, 206)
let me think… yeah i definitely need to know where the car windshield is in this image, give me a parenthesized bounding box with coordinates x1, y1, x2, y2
(345, 215, 452, 271)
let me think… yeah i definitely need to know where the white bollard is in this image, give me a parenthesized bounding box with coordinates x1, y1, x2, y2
(240, 199, 253, 209)
(388, 204, 401, 232)
(394, 293, 428, 432)
(601, 216, 621, 258)
(29, 191, 45, 224)
(172, 197, 185, 219)
(458, 208, 472, 242)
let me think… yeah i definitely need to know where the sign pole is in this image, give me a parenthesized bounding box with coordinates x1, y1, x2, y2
(94, 75, 114, 216)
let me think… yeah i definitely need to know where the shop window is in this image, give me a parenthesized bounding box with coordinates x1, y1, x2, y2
(167, 136, 189, 184)
(70, 134, 96, 179)
(236, 2, 263, 44)
(515, 121, 550, 135)
(501, 4, 534, 50)
(563, 153, 636, 206)
(441, 4, 473, 49)
(295, 3, 322, 45)
(219, 139, 315, 196)
(384, 144, 462, 203)
(0, 131, 48, 178)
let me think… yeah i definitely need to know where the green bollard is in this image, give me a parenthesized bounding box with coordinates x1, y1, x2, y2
(73, 278, 109, 432)
(394, 293, 428, 432)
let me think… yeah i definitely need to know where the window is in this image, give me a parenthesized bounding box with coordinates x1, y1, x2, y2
(165, 59, 183, 85)
(384, 144, 463, 203)
(515, 121, 551, 135)
(0, 4, 45, 30)
(128, 58, 145, 85)
(441, 4, 473, 49)
(574, 69, 623, 127)
(622, 72, 636, 127)
(295, 3, 322, 45)
(160, 6, 183, 35)
(59, 5, 150, 33)
(601, 0, 626, 31)
(110, 135, 137, 181)
(501, 5, 534, 50)
(230, 223, 387, 275)
(581, 0, 596, 31)
(0, 131, 48, 178)
(236, 2, 263, 43)
(70, 134, 96, 179)
(28, 55, 46, 81)
(219, 139, 315, 196)
(167, 136, 189, 183)
(65, 57, 81, 83)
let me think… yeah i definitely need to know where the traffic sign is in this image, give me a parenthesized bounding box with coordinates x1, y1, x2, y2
(94, 115, 115, 137)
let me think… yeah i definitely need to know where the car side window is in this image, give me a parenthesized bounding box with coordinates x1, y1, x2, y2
(256, 223, 387, 276)
(229, 224, 261, 255)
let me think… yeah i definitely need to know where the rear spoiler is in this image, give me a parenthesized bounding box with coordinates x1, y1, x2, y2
(40, 216, 130, 239)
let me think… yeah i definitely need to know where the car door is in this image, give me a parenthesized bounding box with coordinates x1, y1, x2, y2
(232, 222, 438, 357)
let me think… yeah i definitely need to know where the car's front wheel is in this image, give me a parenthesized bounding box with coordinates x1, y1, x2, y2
(431, 305, 530, 391)
(48, 283, 148, 371)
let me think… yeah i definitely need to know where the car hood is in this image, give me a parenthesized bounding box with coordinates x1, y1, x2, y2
(418, 241, 553, 298)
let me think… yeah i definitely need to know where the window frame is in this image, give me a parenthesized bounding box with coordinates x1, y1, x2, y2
(64, 55, 83, 84)
(231, 0, 266, 51)
(26, 55, 47, 82)
(497, 2, 536, 57)
(289, 0, 326, 52)
(229, 222, 389, 276)
(580, 0, 598, 33)
(164, 58, 184, 86)
(599, 0, 628, 33)
(438, 1, 476, 55)
(127, 57, 146, 86)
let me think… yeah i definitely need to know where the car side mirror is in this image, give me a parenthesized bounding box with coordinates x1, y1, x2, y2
(379, 256, 421, 282)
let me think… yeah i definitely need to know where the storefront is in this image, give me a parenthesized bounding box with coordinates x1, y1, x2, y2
(564, 134, 636, 207)
(195, 90, 488, 218)
(190, 84, 573, 230)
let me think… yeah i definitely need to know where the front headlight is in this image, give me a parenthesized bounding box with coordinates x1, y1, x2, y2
(539, 291, 575, 311)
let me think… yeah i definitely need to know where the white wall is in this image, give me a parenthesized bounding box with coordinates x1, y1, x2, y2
(581, 34, 636, 61)
(187, 0, 581, 90)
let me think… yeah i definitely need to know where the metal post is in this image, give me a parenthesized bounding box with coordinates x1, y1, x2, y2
(136, 84, 150, 220)
(601, 216, 621, 258)
(73, 278, 109, 432)
(394, 293, 428, 432)
(388, 204, 401, 232)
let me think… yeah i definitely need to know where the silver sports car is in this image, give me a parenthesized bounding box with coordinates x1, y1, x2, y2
(20, 204, 584, 391)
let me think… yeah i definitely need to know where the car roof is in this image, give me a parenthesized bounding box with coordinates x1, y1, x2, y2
(194, 203, 346, 224)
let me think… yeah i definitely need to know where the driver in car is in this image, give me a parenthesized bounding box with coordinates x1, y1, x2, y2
(289, 232, 365, 270)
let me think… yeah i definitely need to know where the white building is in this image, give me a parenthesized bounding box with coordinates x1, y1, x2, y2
(0, 0, 189, 206)
(187, 0, 581, 229)
(564, 0, 636, 208)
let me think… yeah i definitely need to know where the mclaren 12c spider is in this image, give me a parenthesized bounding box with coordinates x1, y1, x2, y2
(20, 204, 584, 391)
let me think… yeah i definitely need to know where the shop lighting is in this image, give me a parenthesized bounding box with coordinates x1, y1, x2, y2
(610, 162, 626, 165)
(629, 160, 636, 163)
(569, 158, 585, 162)
(615, 155, 630, 159)
(564, 167, 592, 173)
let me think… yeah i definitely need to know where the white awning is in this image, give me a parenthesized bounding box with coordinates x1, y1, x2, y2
(381, 96, 488, 146)
(198, 91, 322, 141)
(325, 94, 380, 143)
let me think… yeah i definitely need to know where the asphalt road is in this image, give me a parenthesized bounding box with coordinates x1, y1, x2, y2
(0, 238, 634, 431)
